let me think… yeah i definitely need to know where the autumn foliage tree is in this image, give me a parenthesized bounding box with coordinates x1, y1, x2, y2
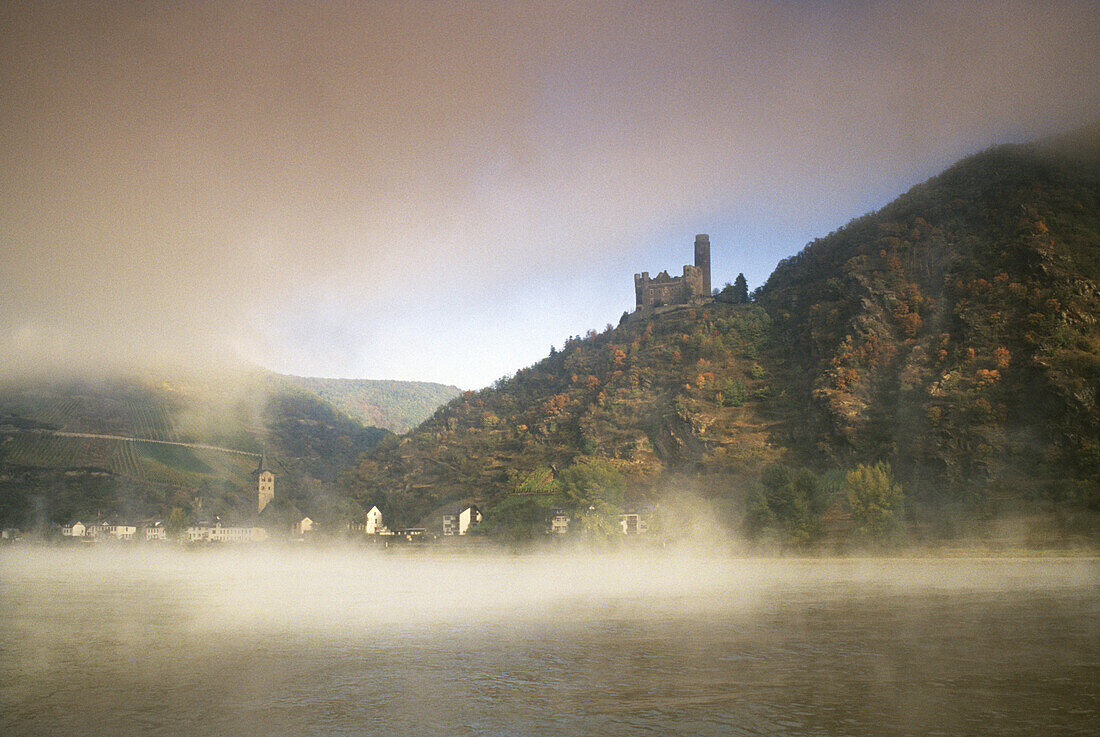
(843, 463, 904, 545)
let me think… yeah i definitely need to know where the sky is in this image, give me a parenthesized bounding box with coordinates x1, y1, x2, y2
(2, 1, 1098, 389)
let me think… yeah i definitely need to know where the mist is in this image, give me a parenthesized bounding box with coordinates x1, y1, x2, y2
(3, 546, 1097, 735)
(4, 544, 1096, 635)
(3, 1, 1098, 387)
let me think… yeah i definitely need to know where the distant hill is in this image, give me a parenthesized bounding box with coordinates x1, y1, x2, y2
(0, 367, 391, 528)
(281, 376, 461, 432)
(343, 131, 1100, 542)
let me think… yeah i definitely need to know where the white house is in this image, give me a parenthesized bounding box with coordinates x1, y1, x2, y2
(144, 521, 167, 541)
(62, 521, 86, 537)
(209, 523, 267, 543)
(106, 523, 136, 540)
(187, 522, 267, 543)
(186, 525, 210, 542)
(549, 508, 570, 535)
(442, 504, 483, 536)
(459, 505, 482, 535)
(295, 517, 314, 536)
(619, 511, 649, 535)
(366, 506, 384, 534)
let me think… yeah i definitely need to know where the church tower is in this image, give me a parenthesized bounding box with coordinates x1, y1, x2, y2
(256, 448, 275, 514)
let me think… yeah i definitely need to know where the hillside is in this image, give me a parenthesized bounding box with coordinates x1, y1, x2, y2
(0, 367, 391, 528)
(757, 130, 1100, 517)
(344, 132, 1100, 543)
(281, 376, 461, 433)
(343, 302, 788, 528)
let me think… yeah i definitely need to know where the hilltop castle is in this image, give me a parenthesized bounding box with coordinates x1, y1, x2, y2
(634, 234, 711, 310)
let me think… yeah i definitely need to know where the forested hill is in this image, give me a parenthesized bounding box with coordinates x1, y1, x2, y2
(282, 376, 461, 432)
(756, 129, 1100, 504)
(343, 131, 1100, 541)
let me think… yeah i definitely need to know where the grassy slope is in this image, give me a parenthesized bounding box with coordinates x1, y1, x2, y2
(281, 376, 462, 433)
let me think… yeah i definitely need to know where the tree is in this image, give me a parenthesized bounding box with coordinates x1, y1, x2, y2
(721, 378, 747, 406)
(843, 463, 904, 544)
(558, 458, 625, 539)
(316, 495, 365, 531)
(745, 464, 827, 546)
(734, 273, 749, 303)
(165, 507, 189, 543)
(477, 497, 550, 546)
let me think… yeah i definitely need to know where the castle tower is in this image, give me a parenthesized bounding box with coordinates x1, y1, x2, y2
(256, 448, 275, 514)
(694, 234, 711, 297)
(634, 272, 649, 309)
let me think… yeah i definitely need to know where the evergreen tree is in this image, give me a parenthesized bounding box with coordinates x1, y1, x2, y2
(734, 273, 749, 303)
(746, 464, 827, 546)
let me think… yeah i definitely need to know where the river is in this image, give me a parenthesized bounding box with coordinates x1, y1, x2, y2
(1, 548, 1096, 736)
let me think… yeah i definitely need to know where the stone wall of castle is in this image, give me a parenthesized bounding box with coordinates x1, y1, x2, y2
(634, 234, 711, 310)
(635, 270, 684, 308)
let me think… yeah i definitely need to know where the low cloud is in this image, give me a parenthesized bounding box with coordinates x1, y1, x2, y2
(2, 1, 1097, 385)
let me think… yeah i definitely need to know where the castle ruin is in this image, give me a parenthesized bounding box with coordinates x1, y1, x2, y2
(634, 234, 711, 310)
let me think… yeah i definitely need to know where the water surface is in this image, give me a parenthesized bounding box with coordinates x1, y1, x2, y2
(1, 549, 1096, 736)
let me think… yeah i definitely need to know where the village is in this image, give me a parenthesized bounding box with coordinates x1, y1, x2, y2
(40, 504, 652, 546)
(3, 454, 654, 546)
(44, 502, 653, 546)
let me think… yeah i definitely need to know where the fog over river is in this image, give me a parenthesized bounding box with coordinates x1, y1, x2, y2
(1, 548, 1096, 736)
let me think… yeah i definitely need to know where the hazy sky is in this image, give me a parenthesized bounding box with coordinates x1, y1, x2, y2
(2, 1, 1098, 388)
